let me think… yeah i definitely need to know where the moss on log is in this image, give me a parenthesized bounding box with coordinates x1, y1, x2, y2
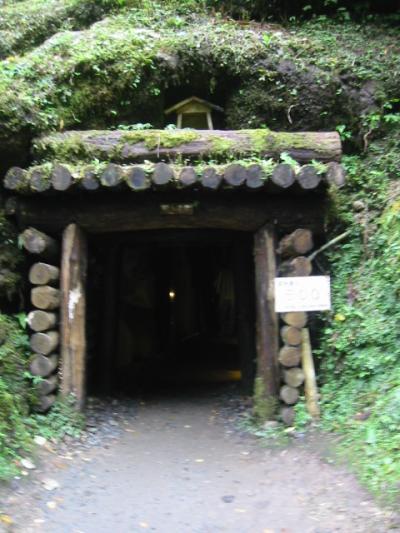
(34, 129, 342, 164)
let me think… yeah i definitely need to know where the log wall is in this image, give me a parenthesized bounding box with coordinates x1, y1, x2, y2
(275, 228, 320, 425)
(23, 227, 61, 413)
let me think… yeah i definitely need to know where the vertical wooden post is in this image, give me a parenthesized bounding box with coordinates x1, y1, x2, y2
(60, 223, 88, 410)
(254, 225, 280, 411)
(301, 327, 320, 419)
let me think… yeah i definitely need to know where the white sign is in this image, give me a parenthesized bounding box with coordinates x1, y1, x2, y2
(274, 276, 331, 313)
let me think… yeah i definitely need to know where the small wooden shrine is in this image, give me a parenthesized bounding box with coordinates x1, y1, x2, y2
(165, 97, 223, 129)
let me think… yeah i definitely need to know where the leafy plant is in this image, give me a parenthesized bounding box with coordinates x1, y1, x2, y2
(280, 151, 300, 171)
(32, 396, 85, 441)
(336, 124, 352, 141)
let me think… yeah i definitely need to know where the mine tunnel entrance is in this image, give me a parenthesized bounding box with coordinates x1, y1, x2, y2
(86, 230, 256, 397)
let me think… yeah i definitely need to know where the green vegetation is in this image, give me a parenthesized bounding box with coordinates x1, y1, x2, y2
(0, 0, 126, 59)
(0, 315, 84, 480)
(32, 396, 85, 442)
(309, 127, 400, 502)
(0, 314, 31, 479)
(0, 211, 23, 301)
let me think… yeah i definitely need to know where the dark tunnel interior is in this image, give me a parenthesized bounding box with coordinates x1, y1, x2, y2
(86, 230, 256, 396)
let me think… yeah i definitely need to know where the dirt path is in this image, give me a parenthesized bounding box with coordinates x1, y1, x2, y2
(1, 388, 398, 533)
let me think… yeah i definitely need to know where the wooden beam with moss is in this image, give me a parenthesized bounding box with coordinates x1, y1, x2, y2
(33, 129, 342, 164)
(4, 160, 343, 195)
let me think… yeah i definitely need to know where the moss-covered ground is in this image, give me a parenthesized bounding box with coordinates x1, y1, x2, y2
(0, 0, 399, 503)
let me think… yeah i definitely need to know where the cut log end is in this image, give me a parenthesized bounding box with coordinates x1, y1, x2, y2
(279, 256, 312, 277)
(281, 325, 302, 346)
(4, 167, 27, 190)
(245, 164, 264, 189)
(152, 162, 174, 186)
(281, 312, 308, 328)
(20, 228, 59, 260)
(179, 167, 197, 188)
(278, 229, 314, 258)
(283, 367, 305, 388)
(30, 331, 59, 356)
(51, 164, 73, 191)
(31, 286, 61, 310)
(30, 169, 51, 192)
(223, 163, 247, 187)
(100, 163, 122, 187)
(201, 167, 221, 189)
(280, 385, 300, 405)
(297, 165, 322, 190)
(30, 354, 58, 377)
(81, 170, 100, 190)
(278, 346, 302, 368)
(27, 310, 57, 332)
(126, 167, 150, 190)
(326, 161, 346, 188)
(271, 164, 295, 189)
(280, 406, 295, 426)
(29, 263, 60, 286)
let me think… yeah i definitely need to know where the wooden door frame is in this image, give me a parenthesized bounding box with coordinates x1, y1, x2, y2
(58, 222, 279, 411)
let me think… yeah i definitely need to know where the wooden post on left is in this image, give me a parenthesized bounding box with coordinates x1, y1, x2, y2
(60, 223, 88, 410)
(253, 225, 280, 416)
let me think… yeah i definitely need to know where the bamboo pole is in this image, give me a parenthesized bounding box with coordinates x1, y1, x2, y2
(301, 328, 320, 419)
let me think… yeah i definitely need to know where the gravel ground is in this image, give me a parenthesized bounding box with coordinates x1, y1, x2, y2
(0, 385, 398, 533)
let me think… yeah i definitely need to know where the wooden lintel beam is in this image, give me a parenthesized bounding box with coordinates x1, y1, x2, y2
(14, 194, 326, 235)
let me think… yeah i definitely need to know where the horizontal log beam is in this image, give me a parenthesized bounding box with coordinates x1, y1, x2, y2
(34, 129, 342, 164)
(14, 194, 326, 234)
